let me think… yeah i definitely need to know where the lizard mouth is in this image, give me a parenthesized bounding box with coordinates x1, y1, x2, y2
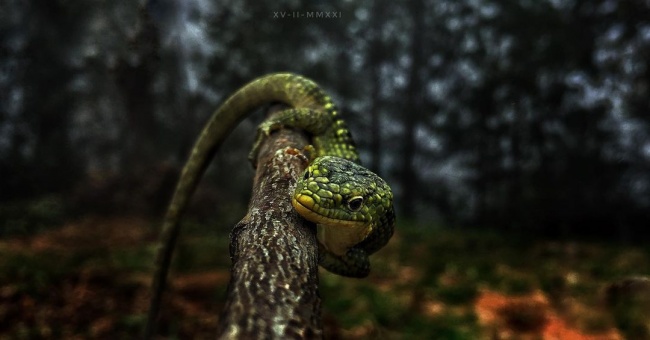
(293, 195, 371, 256)
(292, 195, 364, 228)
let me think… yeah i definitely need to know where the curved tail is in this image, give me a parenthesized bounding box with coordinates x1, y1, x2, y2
(144, 73, 332, 339)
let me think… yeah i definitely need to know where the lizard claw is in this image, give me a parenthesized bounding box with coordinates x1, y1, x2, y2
(303, 145, 317, 162)
(248, 122, 284, 167)
(260, 120, 285, 136)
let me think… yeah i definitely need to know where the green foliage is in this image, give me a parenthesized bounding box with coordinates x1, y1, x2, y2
(605, 277, 650, 339)
(173, 224, 231, 273)
(0, 252, 72, 294)
(2, 218, 648, 337)
(0, 195, 66, 236)
(419, 313, 480, 340)
(435, 280, 479, 306)
(118, 314, 148, 334)
(110, 248, 156, 272)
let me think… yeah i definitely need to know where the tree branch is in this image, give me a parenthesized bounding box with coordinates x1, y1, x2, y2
(217, 105, 323, 338)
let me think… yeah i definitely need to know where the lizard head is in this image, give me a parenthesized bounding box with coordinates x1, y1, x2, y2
(292, 156, 394, 255)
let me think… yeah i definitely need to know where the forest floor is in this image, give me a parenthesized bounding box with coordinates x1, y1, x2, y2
(0, 215, 647, 339)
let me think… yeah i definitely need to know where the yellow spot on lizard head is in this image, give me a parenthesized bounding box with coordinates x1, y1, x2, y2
(292, 156, 394, 254)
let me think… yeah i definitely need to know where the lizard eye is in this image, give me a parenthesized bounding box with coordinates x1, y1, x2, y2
(303, 169, 311, 180)
(347, 196, 364, 212)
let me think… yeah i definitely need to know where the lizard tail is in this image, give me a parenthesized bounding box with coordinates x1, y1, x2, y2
(144, 73, 330, 339)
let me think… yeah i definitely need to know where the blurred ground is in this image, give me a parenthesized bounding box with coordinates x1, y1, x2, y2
(1, 216, 646, 339)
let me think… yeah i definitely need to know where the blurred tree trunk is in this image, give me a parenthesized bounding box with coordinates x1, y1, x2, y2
(11, 0, 83, 198)
(507, 106, 523, 229)
(115, 8, 160, 173)
(400, 0, 425, 219)
(368, 1, 386, 174)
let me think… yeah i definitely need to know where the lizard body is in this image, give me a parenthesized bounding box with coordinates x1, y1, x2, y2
(145, 73, 395, 338)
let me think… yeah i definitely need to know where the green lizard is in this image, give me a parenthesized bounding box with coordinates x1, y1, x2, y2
(145, 73, 395, 338)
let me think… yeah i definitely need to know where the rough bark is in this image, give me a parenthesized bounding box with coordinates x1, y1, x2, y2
(217, 106, 323, 339)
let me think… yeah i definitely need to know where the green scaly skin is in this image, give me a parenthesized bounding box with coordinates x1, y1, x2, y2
(293, 156, 395, 277)
(144, 73, 395, 339)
